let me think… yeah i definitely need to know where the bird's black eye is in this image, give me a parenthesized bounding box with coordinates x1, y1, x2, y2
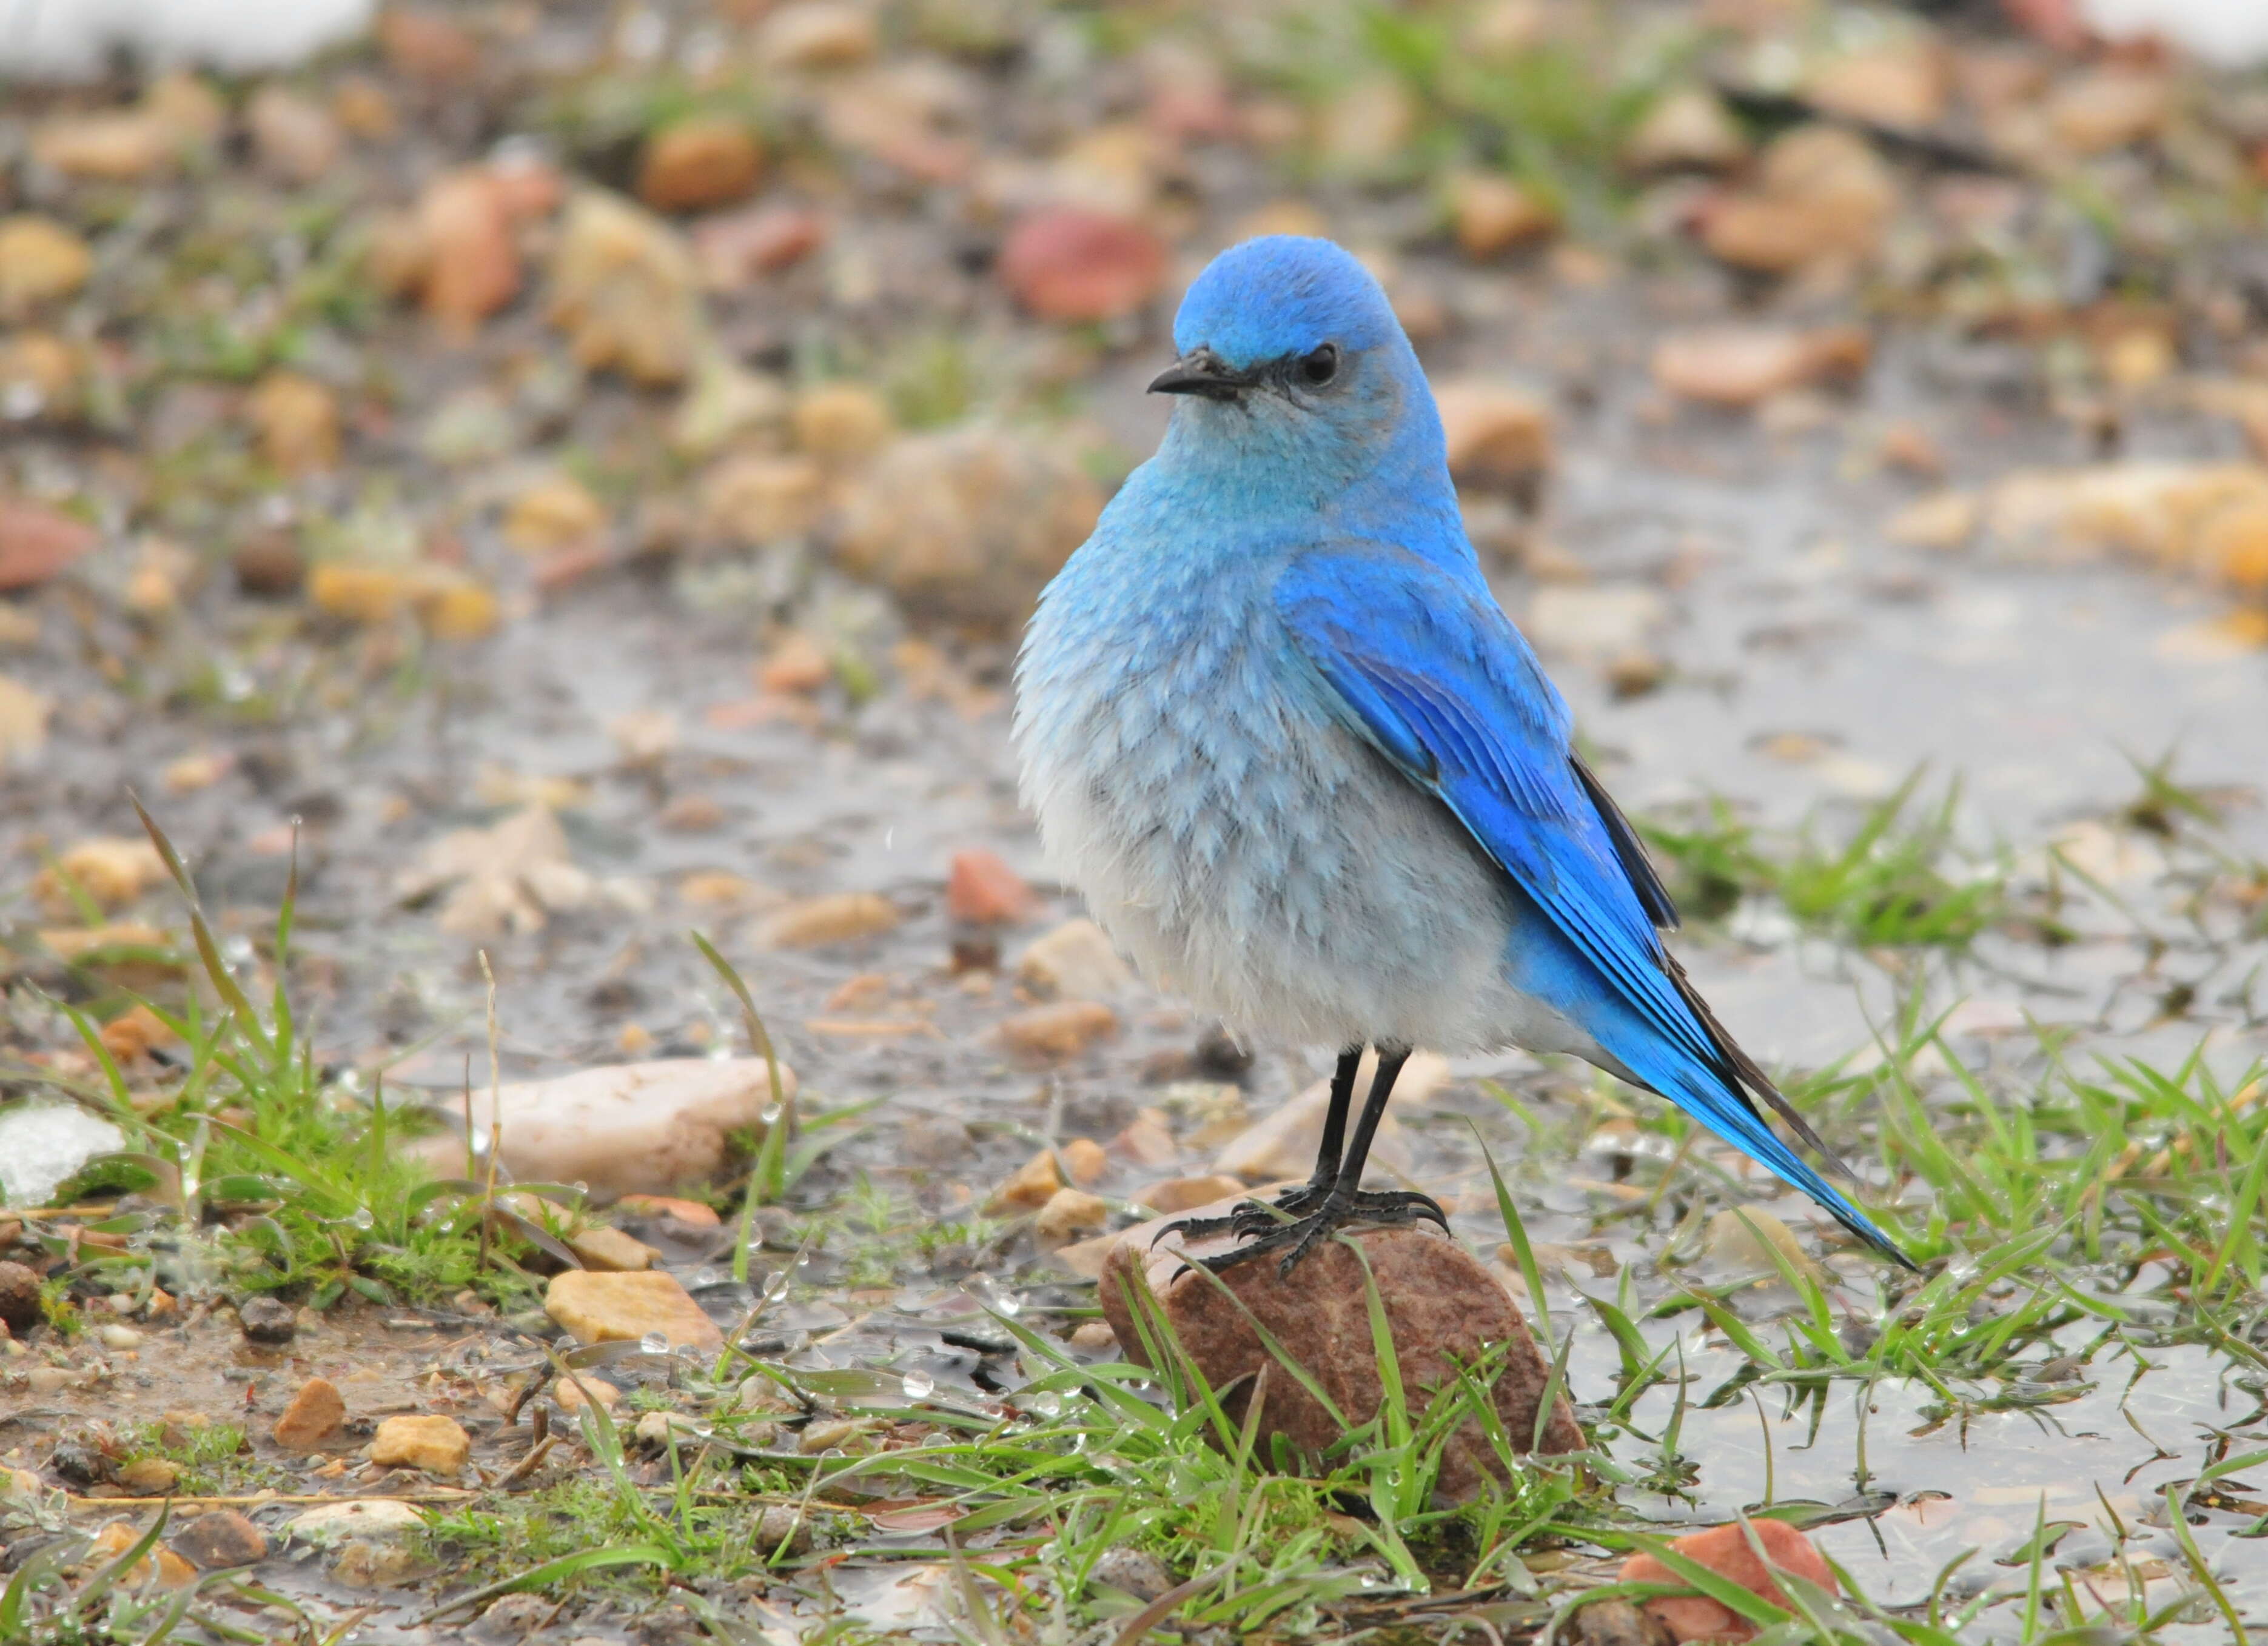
(1297, 344, 1340, 387)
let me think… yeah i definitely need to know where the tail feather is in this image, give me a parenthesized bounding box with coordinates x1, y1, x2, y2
(1618, 1040, 1915, 1271)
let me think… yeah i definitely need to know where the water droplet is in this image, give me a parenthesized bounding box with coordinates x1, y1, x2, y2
(901, 1370, 935, 1401)
(347, 1208, 374, 1231)
(1029, 1390, 1061, 1417)
(640, 1332, 668, 1354)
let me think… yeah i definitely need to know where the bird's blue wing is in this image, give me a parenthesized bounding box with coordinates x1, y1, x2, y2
(1275, 544, 1908, 1265)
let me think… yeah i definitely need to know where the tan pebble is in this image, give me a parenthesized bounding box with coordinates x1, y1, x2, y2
(792, 383, 893, 463)
(369, 1414, 470, 1475)
(797, 1417, 865, 1453)
(554, 1374, 620, 1411)
(170, 1509, 267, 1570)
(1069, 1320, 1118, 1351)
(700, 452, 827, 545)
(246, 370, 340, 473)
(638, 118, 765, 213)
(616, 1194, 722, 1228)
(1035, 1188, 1110, 1244)
(273, 1377, 346, 1450)
(985, 1148, 1062, 1214)
(1434, 381, 1552, 497)
(115, 1457, 181, 1495)
(0, 217, 92, 315)
(946, 849, 1034, 925)
(1136, 1174, 1247, 1214)
(758, 632, 832, 694)
(246, 85, 342, 184)
(504, 475, 606, 554)
(332, 75, 398, 140)
(87, 1521, 198, 1587)
(760, 892, 898, 949)
(1059, 1136, 1107, 1186)
(1001, 1000, 1118, 1060)
(757, 2, 880, 70)
(566, 1225, 659, 1273)
(1448, 172, 1557, 259)
(1015, 918, 1132, 1002)
(545, 1269, 723, 1350)
(1623, 85, 1747, 172)
(1887, 490, 1978, 552)
(1113, 1110, 1181, 1168)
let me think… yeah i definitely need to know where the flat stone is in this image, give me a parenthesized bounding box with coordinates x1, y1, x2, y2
(1136, 1174, 1247, 1214)
(760, 892, 899, 948)
(1001, 1000, 1118, 1060)
(403, 1057, 796, 1199)
(1034, 1188, 1110, 1245)
(237, 1294, 297, 1345)
(171, 1510, 267, 1570)
(1099, 1199, 1581, 1501)
(272, 1376, 346, 1449)
(566, 1225, 659, 1273)
(1015, 918, 1133, 1001)
(115, 1457, 181, 1495)
(369, 1414, 471, 1475)
(545, 1269, 723, 1351)
(286, 1499, 427, 1547)
(1620, 1519, 1835, 1643)
(1212, 1050, 1446, 1183)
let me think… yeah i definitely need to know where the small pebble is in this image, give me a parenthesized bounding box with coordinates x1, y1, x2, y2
(237, 1295, 297, 1345)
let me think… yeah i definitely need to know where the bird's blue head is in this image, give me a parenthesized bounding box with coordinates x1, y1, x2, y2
(1149, 236, 1449, 517)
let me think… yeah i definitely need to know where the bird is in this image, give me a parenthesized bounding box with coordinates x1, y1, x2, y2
(1013, 236, 1912, 1277)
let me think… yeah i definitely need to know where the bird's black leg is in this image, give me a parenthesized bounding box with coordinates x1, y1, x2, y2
(1192, 1043, 1452, 1279)
(1155, 1045, 1361, 1244)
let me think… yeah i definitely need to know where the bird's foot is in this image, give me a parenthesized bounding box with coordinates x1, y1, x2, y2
(1187, 1187, 1451, 1282)
(1151, 1177, 1335, 1246)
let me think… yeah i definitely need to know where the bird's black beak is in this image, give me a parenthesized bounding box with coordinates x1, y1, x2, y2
(1149, 348, 1253, 401)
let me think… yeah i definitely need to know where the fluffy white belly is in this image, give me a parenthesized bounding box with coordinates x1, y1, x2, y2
(1026, 689, 1602, 1060)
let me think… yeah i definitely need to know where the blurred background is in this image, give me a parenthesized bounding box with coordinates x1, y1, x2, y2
(7, 0, 2268, 1186)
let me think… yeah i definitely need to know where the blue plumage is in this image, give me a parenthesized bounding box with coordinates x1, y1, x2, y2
(1015, 236, 1910, 1270)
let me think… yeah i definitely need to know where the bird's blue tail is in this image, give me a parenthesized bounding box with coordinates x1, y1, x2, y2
(1619, 1039, 1914, 1270)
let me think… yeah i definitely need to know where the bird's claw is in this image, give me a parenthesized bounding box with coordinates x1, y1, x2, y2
(1182, 1187, 1454, 1281)
(1150, 1180, 1334, 1248)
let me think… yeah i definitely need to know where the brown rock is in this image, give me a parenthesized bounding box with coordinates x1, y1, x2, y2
(380, 6, 480, 82)
(369, 1414, 470, 1475)
(793, 383, 893, 464)
(0, 498, 96, 590)
(701, 453, 827, 545)
(694, 204, 829, 287)
(1651, 327, 1870, 410)
(32, 112, 178, 182)
(1435, 383, 1552, 499)
(420, 170, 520, 331)
(567, 1225, 659, 1273)
(1035, 1188, 1110, 1245)
(758, 1, 881, 69)
(86, 1521, 198, 1588)
(1448, 173, 1557, 259)
(1061, 1136, 1107, 1185)
(34, 837, 166, 915)
(617, 1194, 722, 1228)
(246, 86, 343, 184)
(0, 217, 92, 317)
(116, 1457, 180, 1496)
(2048, 69, 2169, 157)
(273, 1377, 346, 1449)
(503, 475, 606, 555)
(999, 209, 1167, 322)
(0, 332, 76, 418)
(1619, 1519, 1836, 1644)
(1805, 43, 1947, 131)
(171, 1510, 267, 1570)
(246, 371, 340, 473)
(987, 1148, 1066, 1214)
(1002, 1000, 1118, 1060)
(1887, 491, 1978, 551)
(757, 634, 830, 693)
(1700, 126, 1896, 276)
(834, 427, 1102, 624)
(236, 1294, 297, 1345)
(1136, 1174, 1247, 1214)
(1572, 1599, 1672, 1646)
(760, 892, 899, 948)
(1099, 1204, 1581, 1500)
(1015, 918, 1133, 1001)
(1213, 1049, 1446, 1182)
(233, 530, 306, 596)
(548, 191, 702, 386)
(545, 1270, 723, 1351)
(334, 76, 399, 140)
(554, 1374, 619, 1411)
(639, 118, 765, 213)
(400, 1057, 796, 1199)
(1623, 87, 1746, 173)
(947, 849, 1035, 925)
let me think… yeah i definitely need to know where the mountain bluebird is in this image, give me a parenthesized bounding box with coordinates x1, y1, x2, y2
(1014, 236, 1911, 1275)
